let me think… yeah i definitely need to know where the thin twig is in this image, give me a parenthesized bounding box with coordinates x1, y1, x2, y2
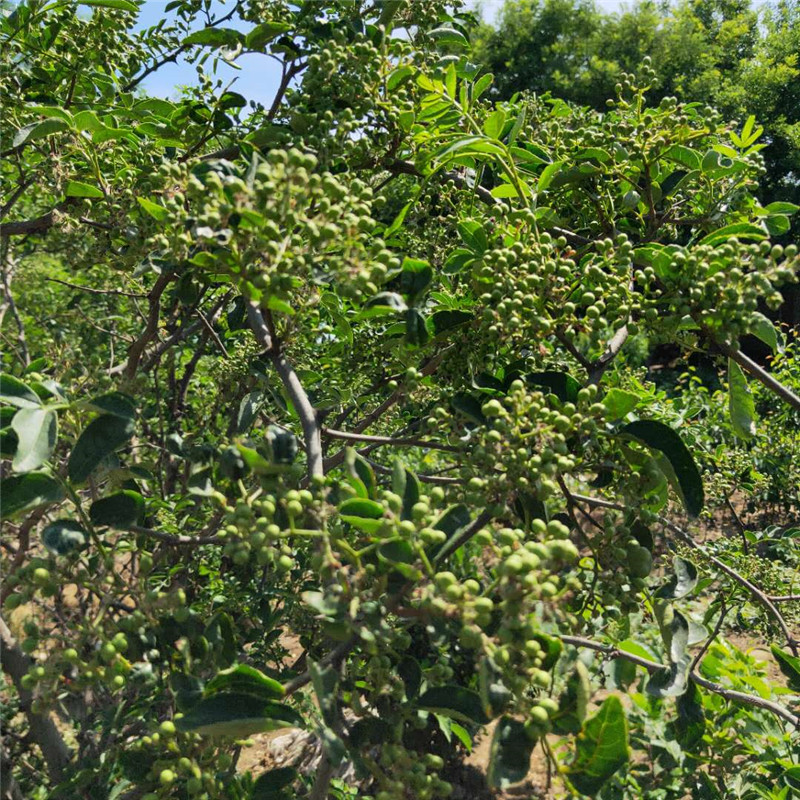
(570, 493, 800, 656)
(322, 427, 461, 453)
(560, 633, 800, 728)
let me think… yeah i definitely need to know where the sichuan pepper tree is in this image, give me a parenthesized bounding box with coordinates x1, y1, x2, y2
(1, 1, 799, 799)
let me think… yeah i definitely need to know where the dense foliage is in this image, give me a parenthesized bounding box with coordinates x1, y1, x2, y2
(473, 0, 800, 323)
(1, 1, 799, 799)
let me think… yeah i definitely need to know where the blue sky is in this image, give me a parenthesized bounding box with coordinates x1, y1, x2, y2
(134, 0, 625, 104)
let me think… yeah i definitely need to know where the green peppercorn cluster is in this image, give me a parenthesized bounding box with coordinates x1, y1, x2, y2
(150, 149, 398, 307)
(637, 239, 798, 341)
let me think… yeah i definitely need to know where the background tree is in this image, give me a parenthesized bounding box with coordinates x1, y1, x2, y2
(473, 0, 800, 305)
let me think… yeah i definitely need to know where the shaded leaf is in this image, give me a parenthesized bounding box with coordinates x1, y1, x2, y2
(488, 717, 532, 788)
(68, 414, 135, 484)
(0, 374, 41, 408)
(620, 420, 704, 517)
(42, 519, 88, 555)
(418, 686, 490, 724)
(1, 472, 64, 520)
(770, 645, 800, 692)
(175, 693, 303, 736)
(89, 491, 144, 529)
(566, 696, 629, 795)
(656, 557, 698, 600)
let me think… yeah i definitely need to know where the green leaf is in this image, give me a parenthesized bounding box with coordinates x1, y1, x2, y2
(417, 686, 490, 724)
(473, 73, 494, 100)
(65, 181, 104, 198)
(88, 490, 144, 529)
(620, 420, 704, 517)
(428, 26, 468, 48)
(487, 717, 532, 788)
(770, 645, 800, 692)
(174, 693, 303, 737)
(345, 448, 377, 498)
(675, 683, 705, 750)
(655, 557, 698, 600)
(663, 144, 701, 170)
(750, 312, 779, 353)
(566, 696, 629, 795)
(728, 359, 756, 440)
(552, 660, 590, 735)
(399, 257, 433, 299)
(68, 414, 135, 484)
(457, 220, 488, 254)
(483, 109, 507, 140)
(527, 371, 581, 403)
(1, 472, 64, 520)
(245, 22, 291, 50)
(538, 160, 565, 192)
(13, 118, 70, 147)
(764, 201, 799, 215)
(182, 27, 242, 48)
(697, 223, 766, 248)
(42, 519, 88, 555)
(338, 498, 384, 519)
(79, 0, 139, 10)
(602, 388, 639, 420)
(0, 374, 41, 408)
(88, 392, 137, 420)
(136, 197, 169, 222)
(204, 664, 285, 701)
(10, 408, 56, 473)
(252, 767, 298, 800)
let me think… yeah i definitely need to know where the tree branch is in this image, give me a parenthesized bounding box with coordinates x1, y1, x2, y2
(123, 272, 173, 380)
(560, 633, 800, 729)
(570, 492, 800, 656)
(433, 509, 494, 565)
(247, 304, 323, 480)
(322, 427, 460, 453)
(0, 615, 72, 782)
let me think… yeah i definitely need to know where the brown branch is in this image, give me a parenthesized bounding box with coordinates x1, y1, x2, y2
(560, 633, 800, 728)
(128, 524, 222, 546)
(45, 277, 147, 298)
(588, 324, 628, 384)
(123, 272, 173, 380)
(433, 509, 494, 565)
(571, 493, 800, 656)
(0, 615, 73, 782)
(322, 427, 460, 453)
